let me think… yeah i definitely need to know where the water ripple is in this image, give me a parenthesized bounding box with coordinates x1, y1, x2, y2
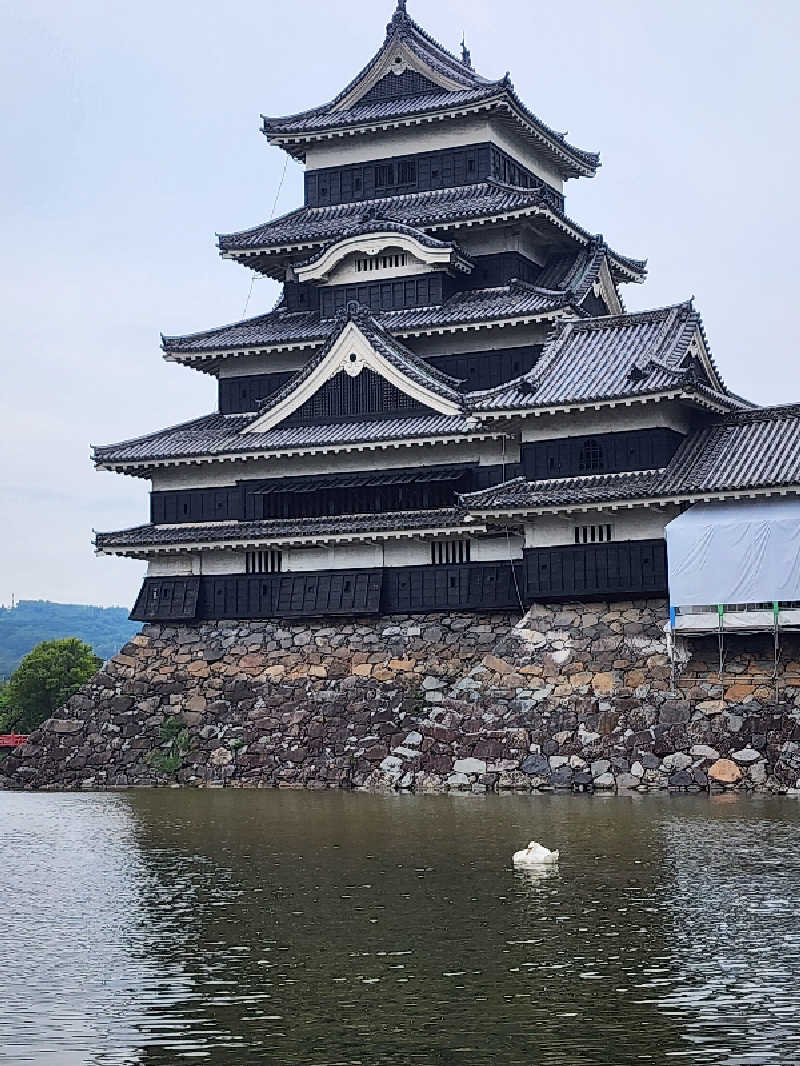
(1, 792, 800, 1064)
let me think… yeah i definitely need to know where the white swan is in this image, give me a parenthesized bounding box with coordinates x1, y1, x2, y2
(512, 841, 560, 866)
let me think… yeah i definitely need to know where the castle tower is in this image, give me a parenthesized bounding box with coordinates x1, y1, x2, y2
(94, 3, 799, 623)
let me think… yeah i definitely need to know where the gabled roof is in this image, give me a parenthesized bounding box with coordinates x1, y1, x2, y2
(469, 302, 731, 412)
(461, 405, 800, 515)
(217, 181, 646, 283)
(245, 303, 467, 432)
(262, 3, 598, 178)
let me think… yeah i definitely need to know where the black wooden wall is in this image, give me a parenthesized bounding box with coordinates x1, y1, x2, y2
(283, 368, 428, 425)
(523, 540, 668, 601)
(317, 273, 456, 318)
(428, 346, 542, 391)
(521, 429, 686, 481)
(129, 541, 667, 622)
(150, 487, 242, 525)
(303, 142, 560, 209)
(244, 466, 472, 520)
(219, 345, 543, 415)
(130, 561, 524, 622)
(151, 463, 517, 526)
(219, 371, 294, 415)
(283, 252, 547, 315)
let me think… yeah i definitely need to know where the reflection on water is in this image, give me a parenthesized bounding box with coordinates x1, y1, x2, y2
(1, 791, 799, 1065)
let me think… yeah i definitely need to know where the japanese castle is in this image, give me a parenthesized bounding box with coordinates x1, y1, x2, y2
(95, 1, 800, 623)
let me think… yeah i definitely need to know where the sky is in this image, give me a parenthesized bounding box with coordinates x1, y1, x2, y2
(1, 0, 799, 610)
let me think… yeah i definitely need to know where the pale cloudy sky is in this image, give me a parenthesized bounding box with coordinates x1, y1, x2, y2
(1, 0, 798, 609)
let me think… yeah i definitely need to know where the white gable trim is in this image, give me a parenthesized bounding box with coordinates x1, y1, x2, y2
(333, 40, 469, 114)
(689, 327, 722, 391)
(243, 320, 462, 434)
(294, 231, 456, 283)
(595, 256, 623, 315)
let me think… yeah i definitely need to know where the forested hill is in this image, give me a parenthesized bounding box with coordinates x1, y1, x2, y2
(0, 600, 139, 678)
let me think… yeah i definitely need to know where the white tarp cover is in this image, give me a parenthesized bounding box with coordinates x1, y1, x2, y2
(666, 498, 800, 607)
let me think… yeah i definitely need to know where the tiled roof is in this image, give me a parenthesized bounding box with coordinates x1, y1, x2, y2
(217, 182, 646, 283)
(470, 302, 732, 412)
(462, 405, 800, 513)
(262, 6, 598, 177)
(162, 280, 577, 357)
(252, 304, 466, 421)
(535, 238, 609, 303)
(95, 508, 479, 552)
(162, 308, 322, 355)
(268, 84, 503, 135)
(219, 182, 554, 251)
(93, 411, 488, 470)
(664, 405, 800, 493)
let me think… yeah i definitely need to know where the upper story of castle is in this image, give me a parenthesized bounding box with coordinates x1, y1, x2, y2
(211, 1, 635, 294)
(264, 0, 599, 200)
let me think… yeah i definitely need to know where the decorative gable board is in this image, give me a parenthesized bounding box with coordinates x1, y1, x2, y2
(358, 69, 440, 104)
(244, 319, 463, 434)
(333, 38, 473, 114)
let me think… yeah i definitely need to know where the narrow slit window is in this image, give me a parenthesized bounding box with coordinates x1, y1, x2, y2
(246, 550, 283, 574)
(574, 525, 613, 546)
(430, 539, 472, 565)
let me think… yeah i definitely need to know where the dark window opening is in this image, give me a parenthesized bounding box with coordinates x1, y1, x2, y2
(375, 164, 395, 188)
(578, 439, 605, 474)
(397, 160, 416, 185)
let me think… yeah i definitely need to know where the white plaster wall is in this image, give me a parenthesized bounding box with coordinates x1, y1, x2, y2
(286, 543, 383, 571)
(456, 227, 548, 263)
(472, 535, 523, 561)
(148, 556, 193, 576)
(200, 550, 247, 575)
(303, 117, 565, 192)
(383, 540, 431, 567)
(149, 437, 515, 491)
(520, 403, 694, 443)
(146, 555, 201, 576)
(524, 507, 678, 548)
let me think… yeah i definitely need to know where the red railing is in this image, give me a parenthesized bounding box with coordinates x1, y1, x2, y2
(0, 734, 28, 748)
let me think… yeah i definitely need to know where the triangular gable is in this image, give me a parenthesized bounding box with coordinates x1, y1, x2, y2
(332, 5, 489, 113)
(686, 323, 723, 392)
(244, 315, 464, 434)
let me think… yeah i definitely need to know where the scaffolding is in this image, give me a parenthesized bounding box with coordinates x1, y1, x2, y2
(665, 500, 800, 702)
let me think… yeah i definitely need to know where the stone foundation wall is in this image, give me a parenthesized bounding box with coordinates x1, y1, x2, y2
(4, 600, 800, 794)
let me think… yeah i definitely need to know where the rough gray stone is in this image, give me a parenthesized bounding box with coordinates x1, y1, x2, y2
(521, 754, 551, 777)
(453, 758, 487, 775)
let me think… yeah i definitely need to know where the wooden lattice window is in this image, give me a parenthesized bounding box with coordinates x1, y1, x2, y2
(574, 525, 613, 545)
(578, 438, 606, 474)
(246, 550, 283, 574)
(430, 540, 472, 565)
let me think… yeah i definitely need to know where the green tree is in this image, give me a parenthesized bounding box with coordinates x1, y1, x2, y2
(0, 681, 11, 733)
(4, 639, 101, 734)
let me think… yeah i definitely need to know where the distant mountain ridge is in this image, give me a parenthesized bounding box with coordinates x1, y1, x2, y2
(0, 600, 139, 678)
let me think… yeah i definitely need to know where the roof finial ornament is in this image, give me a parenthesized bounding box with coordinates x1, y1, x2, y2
(460, 34, 472, 69)
(387, 0, 408, 35)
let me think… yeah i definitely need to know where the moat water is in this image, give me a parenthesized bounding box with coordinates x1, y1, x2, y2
(2, 792, 799, 1065)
